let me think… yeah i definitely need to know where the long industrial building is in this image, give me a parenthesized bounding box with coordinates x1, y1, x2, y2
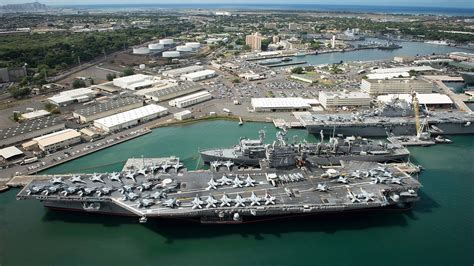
(361, 78, 433, 95)
(0, 116, 65, 148)
(169, 91, 212, 108)
(93, 104, 168, 132)
(181, 70, 216, 82)
(73, 97, 144, 123)
(251, 98, 313, 112)
(162, 65, 204, 78)
(143, 82, 204, 102)
(319, 91, 371, 109)
(32, 129, 82, 152)
(48, 88, 96, 106)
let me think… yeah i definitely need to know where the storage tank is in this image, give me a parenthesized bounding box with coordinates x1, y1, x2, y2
(159, 38, 174, 45)
(133, 47, 150, 55)
(139, 64, 146, 70)
(185, 42, 201, 49)
(162, 51, 180, 58)
(176, 45, 193, 52)
(148, 43, 164, 50)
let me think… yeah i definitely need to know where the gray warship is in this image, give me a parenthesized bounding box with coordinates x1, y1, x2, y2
(17, 151, 421, 223)
(298, 99, 474, 137)
(200, 129, 410, 167)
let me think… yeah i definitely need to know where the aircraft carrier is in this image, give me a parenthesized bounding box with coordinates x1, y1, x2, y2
(298, 100, 474, 137)
(200, 129, 410, 167)
(17, 155, 421, 224)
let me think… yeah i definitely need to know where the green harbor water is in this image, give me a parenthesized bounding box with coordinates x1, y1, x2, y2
(1, 120, 473, 266)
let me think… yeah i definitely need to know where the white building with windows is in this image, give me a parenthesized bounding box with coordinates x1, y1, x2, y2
(319, 91, 371, 109)
(361, 78, 433, 95)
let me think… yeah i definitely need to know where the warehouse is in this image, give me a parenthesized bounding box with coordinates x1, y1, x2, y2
(0, 116, 65, 148)
(73, 96, 144, 123)
(181, 70, 216, 82)
(143, 82, 204, 102)
(112, 74, 158, 90)
(251, 98, 312, 112)
(32, 129, 82, 152)
(319, 91, 371, 109)
(20, 110, 50, 120)
(48, 87, 96, 106)
(94, 104, 168, 132)
(174, 110, 193, 120)
(162, 65, 204, 78)
(377, 93, 453, 108)
(361, 78, 433, 95)
(0, 146, 24, 161)
(169, 91, 212, 108)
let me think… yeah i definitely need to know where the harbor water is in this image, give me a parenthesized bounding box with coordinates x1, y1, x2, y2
(300, 39, 472, 66)
(0, 121, 473, 265)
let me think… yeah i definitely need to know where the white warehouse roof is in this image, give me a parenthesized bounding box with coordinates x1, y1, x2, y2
(181, 70, 216, 79)
(251, 98, 312, 109)
(366, 72, 410, 79)
(0, 146, 23, 159)
(48, 88, 95, 105)
(371, 66, 437, 74)
(377, 93, 453, 105)
(21, 110, 50, 120)
(94, 104, 168, 128)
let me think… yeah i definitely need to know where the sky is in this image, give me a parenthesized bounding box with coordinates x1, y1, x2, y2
(1, 0, 473, 8)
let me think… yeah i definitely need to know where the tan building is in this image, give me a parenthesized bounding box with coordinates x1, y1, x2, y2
(245, 32, 263, 51)
(319, 91, 371, 109)
(32, 129, 81, 152)
(361, 79, 433, 95)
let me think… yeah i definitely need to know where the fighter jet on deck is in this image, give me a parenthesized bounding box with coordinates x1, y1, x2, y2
(232, 176, 244, 188)
(206, 178, 219, 190)
(264, 191, 276, 205)
(217, 174, 233, 186)
(50, 176, 65, 185)
(220, 193, 232, 207)
(234, 194, 246, 207)
(162, 198, 180, 208)
(191, 195, 204, 209)
(248, 192, 262, 206)
(70, 175, 86, 184)
(205, 194, 219, 208)
(108, 172, 122, 183)
(315, 183, 330, 192)
(90, 173, 105, 184)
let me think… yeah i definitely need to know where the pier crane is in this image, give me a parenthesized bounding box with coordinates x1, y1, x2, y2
(412, 91, 430, 140)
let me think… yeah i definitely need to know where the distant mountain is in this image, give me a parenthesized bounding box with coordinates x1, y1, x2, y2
(0, 2, 48, 12)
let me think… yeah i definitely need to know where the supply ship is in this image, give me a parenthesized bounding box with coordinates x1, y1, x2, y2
(199, 129, 410, 167)
(17, 145, 421, 224)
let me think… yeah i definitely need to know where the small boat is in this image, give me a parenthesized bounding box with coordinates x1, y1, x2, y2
(238, 117, 243, 126)
(434, 135, 452, 144)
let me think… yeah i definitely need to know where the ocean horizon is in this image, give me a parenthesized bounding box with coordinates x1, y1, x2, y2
(52, 4, 474, 16)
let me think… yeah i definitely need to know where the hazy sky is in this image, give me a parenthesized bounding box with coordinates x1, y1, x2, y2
(1, 0, 473, 8)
